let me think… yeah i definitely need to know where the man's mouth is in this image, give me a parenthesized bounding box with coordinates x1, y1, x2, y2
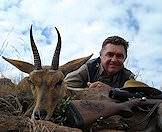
(109, 63, 121, 67)
(109, 64, 118, 67)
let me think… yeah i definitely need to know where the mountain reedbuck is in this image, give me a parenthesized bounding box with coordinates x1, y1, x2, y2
(2, 26, 92, 120)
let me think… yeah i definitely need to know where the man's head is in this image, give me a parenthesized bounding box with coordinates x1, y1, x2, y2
(100, 36, 129, 75)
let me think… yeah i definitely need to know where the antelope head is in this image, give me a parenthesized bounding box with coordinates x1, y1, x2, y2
(2, 25, 92, 120)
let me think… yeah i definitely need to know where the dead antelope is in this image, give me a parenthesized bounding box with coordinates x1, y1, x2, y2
(2, 25, 92, 120)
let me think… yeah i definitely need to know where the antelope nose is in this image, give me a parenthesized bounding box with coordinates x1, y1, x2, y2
(34, 109, 47, 120)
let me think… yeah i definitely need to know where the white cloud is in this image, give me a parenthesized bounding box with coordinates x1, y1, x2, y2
(0, 0, 162, 89)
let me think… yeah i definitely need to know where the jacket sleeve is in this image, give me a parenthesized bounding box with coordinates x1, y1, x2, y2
(64, 64, 90, 89)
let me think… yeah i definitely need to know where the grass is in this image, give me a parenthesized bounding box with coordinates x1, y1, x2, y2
(0, 28, 162, 131)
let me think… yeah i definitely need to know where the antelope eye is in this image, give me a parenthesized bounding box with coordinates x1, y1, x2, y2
(28, 79, 34, 85)
(55, 80, 63, 86)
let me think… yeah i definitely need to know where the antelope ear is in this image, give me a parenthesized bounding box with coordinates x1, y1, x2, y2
(59, 54, 93, 76)
(2, 56, 35, 74)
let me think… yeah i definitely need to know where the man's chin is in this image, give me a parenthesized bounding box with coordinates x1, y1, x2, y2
(107, 68, 119, 75)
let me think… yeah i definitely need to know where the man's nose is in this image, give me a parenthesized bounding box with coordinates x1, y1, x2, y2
(111, 55, 117, 62)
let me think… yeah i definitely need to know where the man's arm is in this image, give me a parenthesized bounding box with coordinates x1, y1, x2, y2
(64, 64, 90, 89)
(64, 63, 112, 100)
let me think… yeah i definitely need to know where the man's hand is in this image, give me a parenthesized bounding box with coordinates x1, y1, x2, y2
(87, 81, 112, 92)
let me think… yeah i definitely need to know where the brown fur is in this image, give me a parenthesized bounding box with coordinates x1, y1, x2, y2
(2, 55, 92, 120)
(2, 26, 92, 121)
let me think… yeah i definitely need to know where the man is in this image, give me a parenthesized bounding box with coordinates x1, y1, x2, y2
(65, 36, 134, 92)
(64, 36, 162, 131)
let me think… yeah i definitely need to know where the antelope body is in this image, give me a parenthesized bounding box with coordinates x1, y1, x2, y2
(2, 26, 92, 121)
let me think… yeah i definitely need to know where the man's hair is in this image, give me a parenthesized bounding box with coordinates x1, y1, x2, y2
(101, 36, 129, 56)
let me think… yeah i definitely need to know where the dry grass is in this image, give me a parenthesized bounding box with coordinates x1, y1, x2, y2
(0, 76, 81, 131)
(0, 80, 82, 131)
(1, 30, 161, 132)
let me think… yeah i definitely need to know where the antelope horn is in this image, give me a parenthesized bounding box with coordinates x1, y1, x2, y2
(30, 25, 42, 70)
(51, 27, 61, 70)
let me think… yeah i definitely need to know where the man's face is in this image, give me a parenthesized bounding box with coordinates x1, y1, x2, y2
(100, 43, 126, 75)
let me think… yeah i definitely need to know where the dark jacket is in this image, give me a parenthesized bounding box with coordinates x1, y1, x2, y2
(87, 57, 134, 88)
(65, 57, 134, 88)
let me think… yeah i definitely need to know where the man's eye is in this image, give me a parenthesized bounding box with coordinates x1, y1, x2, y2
(116, 54, 124, 59)
(106, 52, 114, 57)
(28, 79, 34, 85)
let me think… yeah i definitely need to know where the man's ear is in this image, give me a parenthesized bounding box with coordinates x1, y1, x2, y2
(124, 55, 127, 61)
(99, 50, 102, 56)
(59, 54, 93, 76)
(2, 56, 35, 74)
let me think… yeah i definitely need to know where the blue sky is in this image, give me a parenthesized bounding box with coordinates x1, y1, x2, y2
(0, 0, 162, 89)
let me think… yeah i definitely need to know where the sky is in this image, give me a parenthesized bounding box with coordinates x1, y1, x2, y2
(0, 0, 162, 89)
